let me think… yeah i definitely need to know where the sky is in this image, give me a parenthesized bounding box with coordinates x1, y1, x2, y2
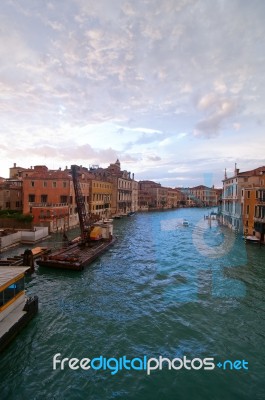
(0, 0, 265, 187)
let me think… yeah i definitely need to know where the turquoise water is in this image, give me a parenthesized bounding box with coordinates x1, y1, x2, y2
(1, 208, 265, 400)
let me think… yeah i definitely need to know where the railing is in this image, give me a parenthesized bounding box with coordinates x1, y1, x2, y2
(29, 202, 68, 208)
(254, 217, 265, 223)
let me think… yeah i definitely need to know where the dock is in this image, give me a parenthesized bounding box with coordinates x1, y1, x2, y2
(0, 247, 51, 270)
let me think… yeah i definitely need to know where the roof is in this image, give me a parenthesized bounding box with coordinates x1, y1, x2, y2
(223, 166, 265, 181)
(190, 185, 211, 190)
(0, 266, 29, 291)
(237, 166, 265, 177)
(23, 171, 71, 180)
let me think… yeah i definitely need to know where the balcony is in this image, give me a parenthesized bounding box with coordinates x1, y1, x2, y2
(256, 198, 265, 204)
(29, 202, 68, 208)
(254, 217, 265, 224)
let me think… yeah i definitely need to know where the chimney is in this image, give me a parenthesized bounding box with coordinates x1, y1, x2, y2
(14, 162, 16, 167)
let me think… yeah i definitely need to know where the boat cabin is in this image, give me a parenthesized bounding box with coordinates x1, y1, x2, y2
(0, 266, 38, 352)
(0, 267, 28, 322)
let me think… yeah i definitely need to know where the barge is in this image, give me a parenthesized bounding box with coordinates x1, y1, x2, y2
(0, 266, 38, 352)
(37, 233, 116, 271)
(36, 165, 116, 271)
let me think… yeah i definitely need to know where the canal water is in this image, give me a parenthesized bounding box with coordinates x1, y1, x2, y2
(0, 208, 265, 400)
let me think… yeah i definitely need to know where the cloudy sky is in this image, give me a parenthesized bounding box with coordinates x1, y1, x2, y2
(1, 0, 265, 187)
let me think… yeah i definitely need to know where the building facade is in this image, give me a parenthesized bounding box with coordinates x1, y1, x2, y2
(138, 181, 183, 210)
(89, 179, 113, 219)
(222, 165, 265, 233)
(0, 180, 23, 211)
(93, 160, 137, 216)
(22, 166, 73, 231)
(254, 186, 265, 241)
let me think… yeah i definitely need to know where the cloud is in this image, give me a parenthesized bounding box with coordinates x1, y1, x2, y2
(0, 0, 264, 184)
(193, 93, 240, 137)
(146, 155, 161, 162)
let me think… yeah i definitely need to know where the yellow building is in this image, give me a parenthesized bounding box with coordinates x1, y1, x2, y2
(167, 188, 182, 208)
(89, 180, 113, 219)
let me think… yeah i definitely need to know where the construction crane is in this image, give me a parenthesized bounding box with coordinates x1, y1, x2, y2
(71, 165, 90, 244)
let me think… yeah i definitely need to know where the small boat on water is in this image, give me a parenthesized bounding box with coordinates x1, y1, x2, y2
(182, 219, 189, 226)
(0, 266, 38, 352)
(245, 235, 260, 243)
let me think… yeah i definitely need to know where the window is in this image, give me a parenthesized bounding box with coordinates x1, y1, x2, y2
(29, 194, 35, 202)
(247, 191, 250, 199)
(63, 181, 67, 188)
(31, 181, 35, 187)
(60, 195, 67, 203)
(43, 181, 47, 187)
(52, 182, 57, 188)
(6, 202, 11, 208)
(15, 201, 20, 208)
(1, 277, 24, 308)
(41, 195, 48, 203)
(247, 205, 249, 214)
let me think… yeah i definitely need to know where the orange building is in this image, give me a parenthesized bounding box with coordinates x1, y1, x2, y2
(242, 188, 257, 236)
(254, 187, 265, 242)
(242, 184, 265, 241)
(22, 166, 72, 231)
(241, 170, 265, 240)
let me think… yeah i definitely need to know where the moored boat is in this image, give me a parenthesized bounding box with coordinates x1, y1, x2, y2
(245, 235, 260, 243)
(0, 266, 38, 352)
(37, 235, 116, 271)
